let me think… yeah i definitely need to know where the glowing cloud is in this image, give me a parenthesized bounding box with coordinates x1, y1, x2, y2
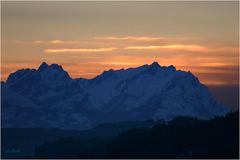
(94, 36, 162, 41)
(125, 45, 238, 54)
(99, 62, 141, 66)
(34, 40, 81, 45)
(45, 47, 117, 53)
(125, 44, 208, 52)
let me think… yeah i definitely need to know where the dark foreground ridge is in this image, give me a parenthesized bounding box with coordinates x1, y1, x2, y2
(2, 112, 238, 159)
(105, 112, 239, 159)
(35, 112, 240, 159)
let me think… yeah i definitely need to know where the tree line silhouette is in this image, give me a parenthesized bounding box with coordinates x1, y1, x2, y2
(33, 112, 239, 159)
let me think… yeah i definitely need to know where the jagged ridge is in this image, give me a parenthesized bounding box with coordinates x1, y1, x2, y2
(1, 62, 229, 129)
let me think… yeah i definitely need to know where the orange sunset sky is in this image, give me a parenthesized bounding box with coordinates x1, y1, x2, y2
(1, 1, 239, 86)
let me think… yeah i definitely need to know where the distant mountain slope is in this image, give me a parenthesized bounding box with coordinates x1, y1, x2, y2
(1, 62, 229, 129)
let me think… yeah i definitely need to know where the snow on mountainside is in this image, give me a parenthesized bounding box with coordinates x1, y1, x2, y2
(1, 62, 230, 129)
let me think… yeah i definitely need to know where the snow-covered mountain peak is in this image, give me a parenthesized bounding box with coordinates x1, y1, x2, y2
(102, 69, 115, 75)
(36, 62, 71, 83)
(5, 62, 71, 94)
(149, 61, 161, 68)
(38, 62, 64, 72)
(143, 61, 162, 75)
(167, 65, 176, 72)
(38, 62, 49, 71)
(2, 61, 230, 129)
(6, 68, 37, 84)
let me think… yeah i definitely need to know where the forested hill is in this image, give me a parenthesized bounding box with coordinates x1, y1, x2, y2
(33, 112, 239, 159)
(105, 112, 239, 159)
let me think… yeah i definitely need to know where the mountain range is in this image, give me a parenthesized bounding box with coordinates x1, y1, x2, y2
(1, 62, 229, 129)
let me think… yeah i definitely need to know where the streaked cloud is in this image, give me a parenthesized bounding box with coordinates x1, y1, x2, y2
(99, 62, 141, 66)
(196, 72, 239, 86)
(198, 62, 230, 67)
(94, 36, 163, 41)
(2, 37, 238, 87)
(94, 36, 203, 43)
(45, 47, 117, 53)
(125, 44, 204, 50)
(125, 44, 238, 54)
(34, 40, 81, 45)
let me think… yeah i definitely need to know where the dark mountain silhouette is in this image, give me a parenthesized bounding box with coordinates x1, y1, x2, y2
(1, 62, 229, 130)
